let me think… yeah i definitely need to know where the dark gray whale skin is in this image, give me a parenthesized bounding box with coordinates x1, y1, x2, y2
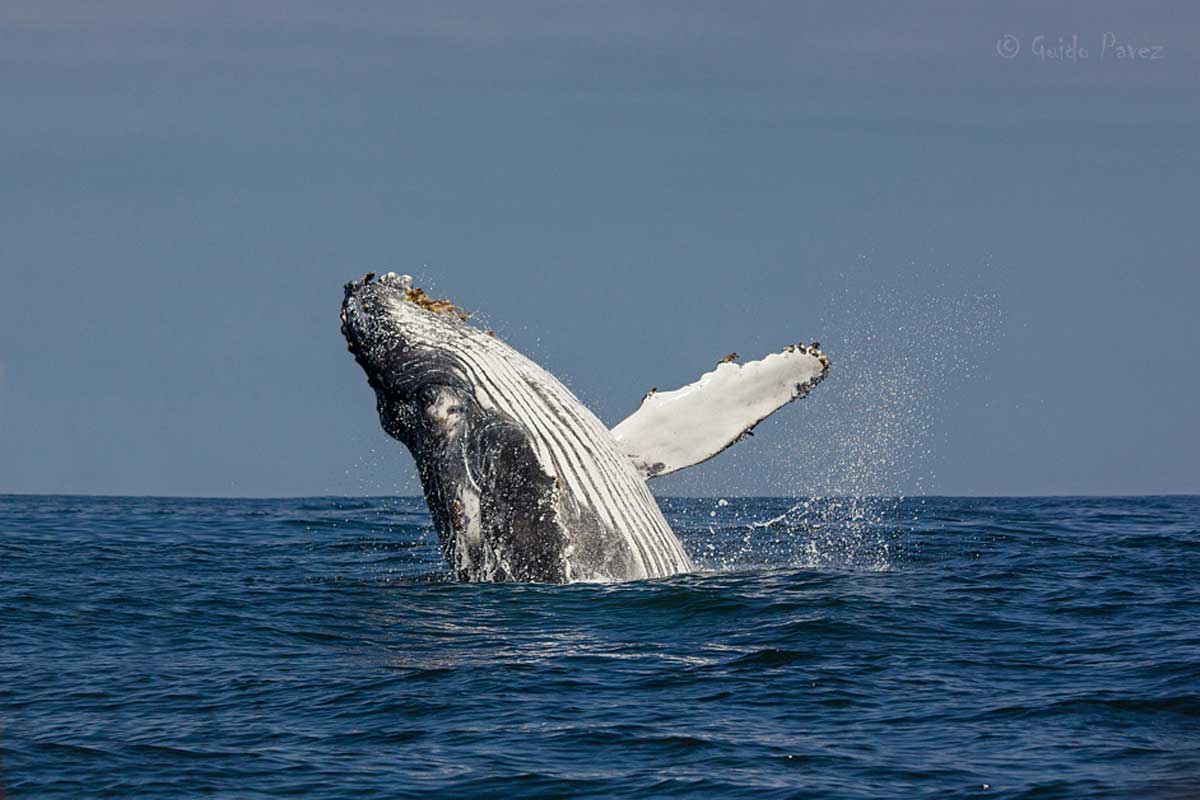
(341, 276, 569, 582)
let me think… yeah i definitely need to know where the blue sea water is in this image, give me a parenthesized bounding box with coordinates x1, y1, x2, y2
(1, 494, 1198, 799)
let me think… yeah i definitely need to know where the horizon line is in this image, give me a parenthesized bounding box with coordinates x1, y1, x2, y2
(2, 492, 1197, 502)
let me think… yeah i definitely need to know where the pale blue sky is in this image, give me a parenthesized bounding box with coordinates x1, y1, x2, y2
(1, 2, 1196, 497)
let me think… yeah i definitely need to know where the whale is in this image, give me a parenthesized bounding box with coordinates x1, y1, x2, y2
(340, 272, 830, 583)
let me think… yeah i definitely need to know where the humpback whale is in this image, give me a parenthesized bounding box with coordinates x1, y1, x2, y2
(341, 272, 830, 583)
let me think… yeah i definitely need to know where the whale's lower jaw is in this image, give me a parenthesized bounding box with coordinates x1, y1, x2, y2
(342, 273, 694, 583)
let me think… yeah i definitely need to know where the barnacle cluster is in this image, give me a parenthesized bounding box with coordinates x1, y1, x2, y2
(785, 341, 831, 369)
(404, 286, 472, 322)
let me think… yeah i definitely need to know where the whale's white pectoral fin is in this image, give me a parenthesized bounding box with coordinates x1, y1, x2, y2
(610, 344, 830, 479)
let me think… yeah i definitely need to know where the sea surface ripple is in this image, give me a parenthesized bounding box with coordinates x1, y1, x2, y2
(2, 495, 1198, 798)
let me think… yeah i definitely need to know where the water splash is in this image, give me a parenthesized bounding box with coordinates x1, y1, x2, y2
(714, 267, 1003, 571)
(683, 495, 901, 573)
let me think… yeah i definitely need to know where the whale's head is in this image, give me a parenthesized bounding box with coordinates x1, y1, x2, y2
(340, 272, 473, 443)
(340, 272, 570, 581)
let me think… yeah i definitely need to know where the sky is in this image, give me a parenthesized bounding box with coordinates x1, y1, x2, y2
(1, 1, 1197, 497)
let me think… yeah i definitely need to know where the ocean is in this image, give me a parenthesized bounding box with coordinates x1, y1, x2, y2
(2, 494, 1197, 798)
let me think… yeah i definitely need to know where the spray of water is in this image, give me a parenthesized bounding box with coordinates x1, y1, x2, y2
(697, 270, 1002, 572)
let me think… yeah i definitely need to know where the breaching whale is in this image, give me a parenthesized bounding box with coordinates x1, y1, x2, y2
(341, 272, 830, 583)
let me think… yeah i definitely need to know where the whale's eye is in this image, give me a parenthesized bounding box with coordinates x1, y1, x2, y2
(425, 392, 469, 427)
